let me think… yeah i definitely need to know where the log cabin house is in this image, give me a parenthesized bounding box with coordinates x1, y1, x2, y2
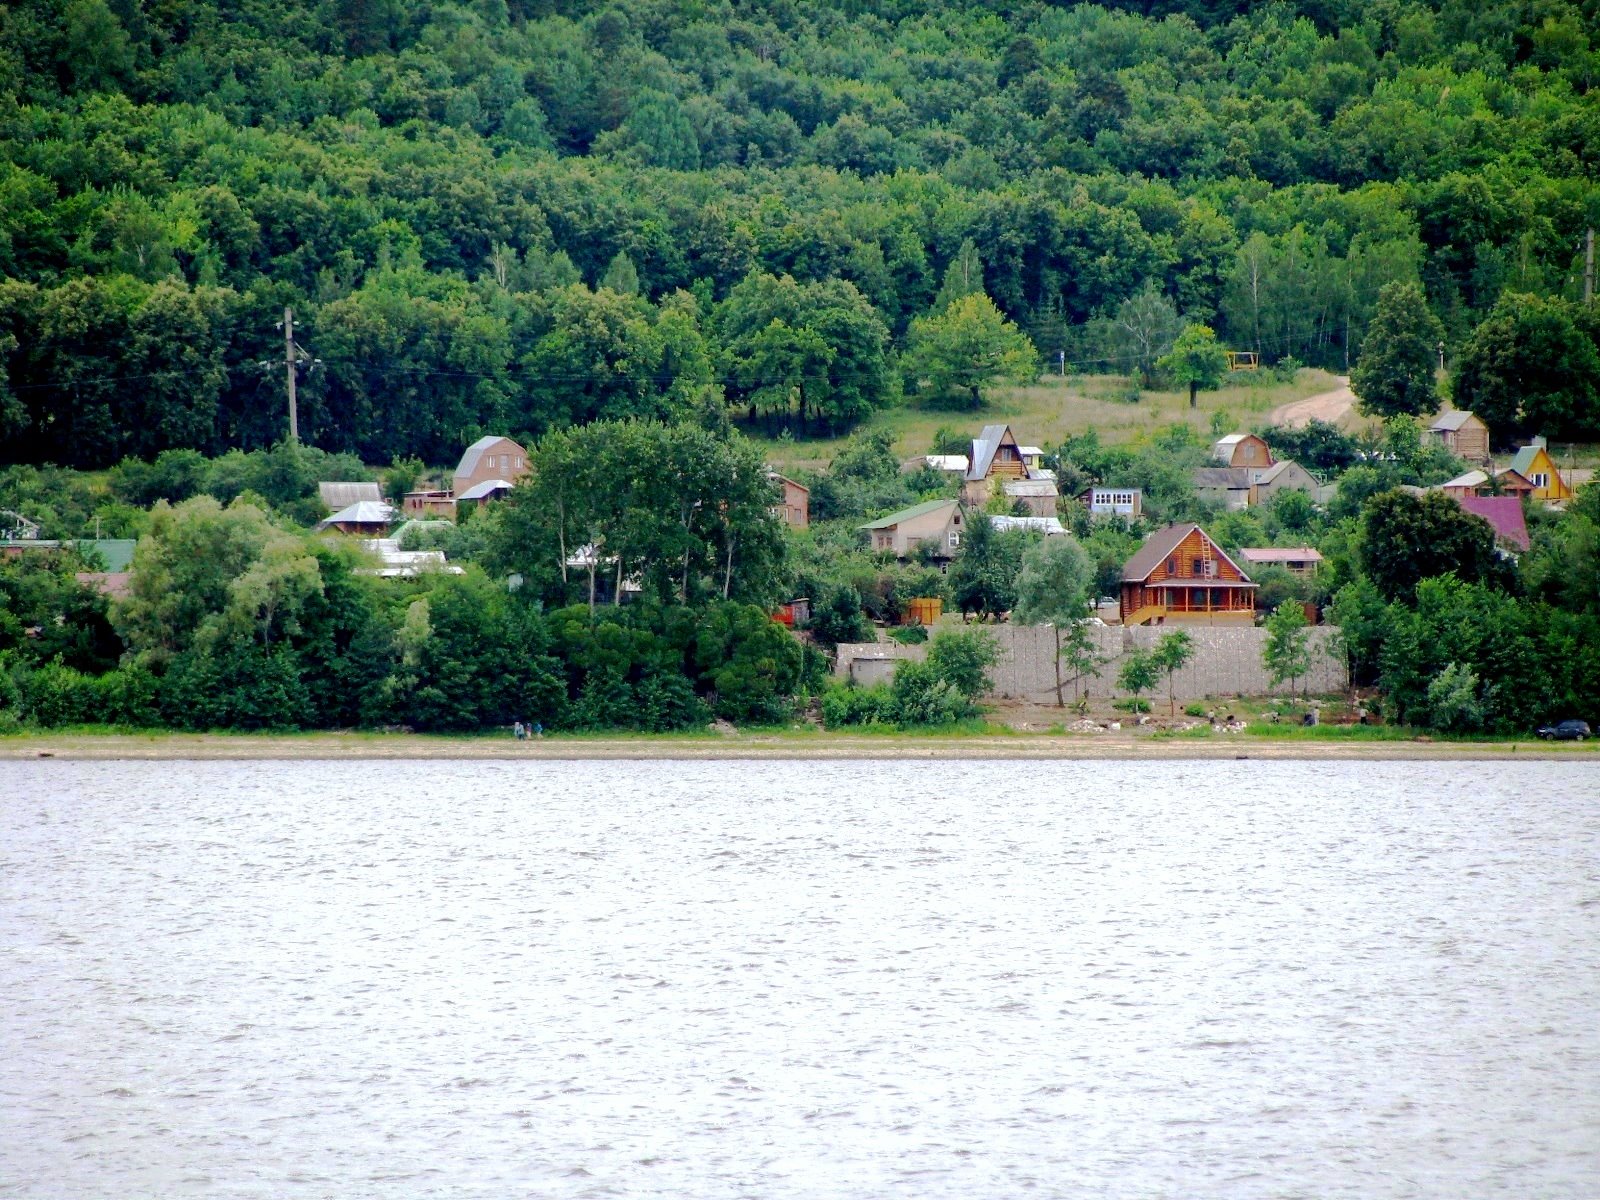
(1120, 523, 1257, 626)
(1426, 411, 1490, 463)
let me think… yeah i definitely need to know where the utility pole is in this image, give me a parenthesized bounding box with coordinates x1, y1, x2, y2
(274, 309, 319, 445)
(283, 306, 299, 443)
(1586, 227, 1595, 306)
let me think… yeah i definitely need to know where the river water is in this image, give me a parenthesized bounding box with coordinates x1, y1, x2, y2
(2, 758, 1597, 1198)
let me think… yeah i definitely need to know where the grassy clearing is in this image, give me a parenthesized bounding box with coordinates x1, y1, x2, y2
(753, 369, 1346, 472)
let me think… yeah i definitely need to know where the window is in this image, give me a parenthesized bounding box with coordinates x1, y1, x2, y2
(1166, 556, 1177, 573)
(949, 532, 961, 548)
(1534, 472, 1549, 488)
(1192, 557, 1205, 575)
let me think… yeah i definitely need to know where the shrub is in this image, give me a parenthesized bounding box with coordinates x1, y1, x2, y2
(889, 658, 970, 725)
(924, 628, 1000, 699)
(820, 681, 896, 728)
(14, 660, 100, 727)
(889, 624, 928, 645)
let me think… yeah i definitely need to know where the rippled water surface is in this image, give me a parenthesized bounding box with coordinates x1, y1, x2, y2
(3, 758, 1599, 1198)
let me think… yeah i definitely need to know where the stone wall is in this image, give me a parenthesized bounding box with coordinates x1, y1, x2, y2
(834, 622, 1346, 703)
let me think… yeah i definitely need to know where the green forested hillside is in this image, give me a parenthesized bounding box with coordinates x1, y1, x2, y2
(1, 0, 1598, 467)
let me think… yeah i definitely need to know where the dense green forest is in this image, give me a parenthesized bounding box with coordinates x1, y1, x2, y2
(3, 0, 1599, 467)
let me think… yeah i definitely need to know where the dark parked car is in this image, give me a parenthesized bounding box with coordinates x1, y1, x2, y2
(1536, 719, 1591, 741)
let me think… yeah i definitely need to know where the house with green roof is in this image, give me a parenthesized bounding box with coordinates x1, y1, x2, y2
(860, 498, 964, 560)
(1506, 437, 1572, 505)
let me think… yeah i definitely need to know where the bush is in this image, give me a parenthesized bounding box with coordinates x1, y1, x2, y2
(820, 681, 897, 728)
(1184, 702, 1209, 717)
(889, 658, 971, 725)
(888, 624, 928, 645)
(925, 627, 1000, 699)
(1113, 697, 1152, 713)
(13, 660, 100, 727)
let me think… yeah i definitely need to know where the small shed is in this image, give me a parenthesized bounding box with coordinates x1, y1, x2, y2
(849, 656, 900, 688)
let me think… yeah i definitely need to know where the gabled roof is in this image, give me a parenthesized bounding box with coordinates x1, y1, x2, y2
(1210, 432, 1269, 464)
(1441, 470, 1489, 490)
(457, 478, 515, 501)
(859, 498, 958, 530)
(455, 434, 523, 478)
(319, 481, 382, 511)
(768, 471, 809, 495)
(1429, 410, 1480, 432)
(1254, 460, 1308, 486)
(965, 424, 1013, 481)
(1456, 495, 1529, 552)
(1493, 467, 1535, 490)
(1508, 444, 1551, 476)
(1193, 466, 1254, 489)
(1122, 523, 1253, 583)
(318, 500, 395, 528)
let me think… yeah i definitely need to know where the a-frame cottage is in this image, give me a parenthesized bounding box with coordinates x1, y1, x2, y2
(1120, 523, 1257, 626)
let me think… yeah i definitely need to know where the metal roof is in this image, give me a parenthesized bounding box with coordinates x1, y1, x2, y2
(1507, 443, 1550, 476)
(319, 481, 382, 511)
(859, 498, 959, 530)
(1429, 410, 1480, 432)
(1193, 467, 1254, 488)
(1456, 495, 1529, 551)
(318, 500, 395, 528)
(966, 424, 1012, 481)
(454, 435, 525, 479)
(1441, 470, 1488, 489)
(457, 478, 515, 501)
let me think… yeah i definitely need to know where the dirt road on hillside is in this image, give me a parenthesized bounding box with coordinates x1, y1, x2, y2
(1269, 376, 1355, 428)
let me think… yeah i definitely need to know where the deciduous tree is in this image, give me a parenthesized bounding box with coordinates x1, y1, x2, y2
(1351, 281, 1443, 418)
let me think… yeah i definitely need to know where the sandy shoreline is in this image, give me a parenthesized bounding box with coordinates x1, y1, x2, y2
(1, 732, 1593, 761)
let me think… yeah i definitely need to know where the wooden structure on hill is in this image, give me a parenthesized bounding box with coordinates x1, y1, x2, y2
(1120, 523, 1257, 626)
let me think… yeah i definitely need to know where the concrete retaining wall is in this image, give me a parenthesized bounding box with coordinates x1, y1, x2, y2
(835, 622, 1346, 703)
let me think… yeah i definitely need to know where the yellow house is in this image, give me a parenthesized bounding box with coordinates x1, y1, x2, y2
(1507, 438, 1573, 504)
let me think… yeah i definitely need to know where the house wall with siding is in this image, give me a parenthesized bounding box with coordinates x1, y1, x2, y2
(834, 624, 1346, 701)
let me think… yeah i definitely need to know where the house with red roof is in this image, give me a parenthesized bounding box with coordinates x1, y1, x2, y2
(1455, 495, 1529, 553)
